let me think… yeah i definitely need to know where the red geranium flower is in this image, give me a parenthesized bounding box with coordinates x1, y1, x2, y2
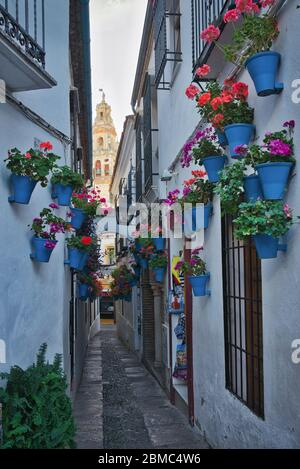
(40, 141, 53, 151)
(198, 92, 211, 107)
(81, 236, 93, 246)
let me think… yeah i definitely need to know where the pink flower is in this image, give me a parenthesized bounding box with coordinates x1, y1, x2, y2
(260, 0, 274, 7)
(49, 203, 59, 209)
(283, 204, 292, 219)
(195, 64, 211, 77)
(185, 84, 200, 100)
(200, 25, 221, 43)
(45, 240, 56, 250)
(40, 141, 53, 151)
(25, 152, 32, 159)
(224, 8, 241, 23)
(100, 197, 106, 203)
(235, 0, 260, 14)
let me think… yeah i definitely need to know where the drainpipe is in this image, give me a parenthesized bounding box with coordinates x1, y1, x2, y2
(80, 0, 93, 180)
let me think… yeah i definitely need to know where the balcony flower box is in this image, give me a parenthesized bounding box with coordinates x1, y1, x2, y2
(51, 166, 84, 207)
(5, 143, 59, 204)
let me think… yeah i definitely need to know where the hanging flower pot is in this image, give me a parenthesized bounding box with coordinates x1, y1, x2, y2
(216, 130, 228, 147)
(153, 267, 165, 283)
(67, 248, 89, 271)
(140, 258, 148, 270)
(134, 265, 141, 277)
(202, 155, 227, 183)
(184, 204, 213, 234)
(152, 238, 165, 251)
(244, 175, 263, 202)
(55, 184, 73, 207)
(124, 294, 132, 302)
(70, 207, 87, 230)
(30, 238, 57, 263)
(78, 283, 89, 301)
(188, 274, 210, 297)
(224, 124, 255, 158)
(245, 51, 283, 97)
(252, 234, 287, 260)
(256, 162, 293, 200)
(8, 175, 37, 204)
(135, 240, 142, 252)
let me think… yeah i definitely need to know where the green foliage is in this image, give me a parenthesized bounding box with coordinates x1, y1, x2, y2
(30, 208, 68, 240)
(175, 249, 207, 277)
(149, 252, 168, 269)
(222, 99, 254, 127)
(192, 139, 223, 166)
(245, 128, 296, 166)
(223, 15, 279, 65)
(66, 235, 95, 252)
(181, 180, 214, 206)
(233, 200, 293, 240)
(51, 166, 84, 190)
(5, 147, 60, 187)
(214, 160, 246, 216)
(0, 344, 75, 449)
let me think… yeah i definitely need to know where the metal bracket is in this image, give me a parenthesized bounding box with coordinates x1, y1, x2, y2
(278, 243, 287, 252)
(8, 196, 15, 203)
(64, 260, 70, 265)
(274, 82, 284, 94)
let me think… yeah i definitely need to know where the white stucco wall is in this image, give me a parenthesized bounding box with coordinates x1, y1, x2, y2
(157, 0, 300, 448)
(0, 0, 72, 376)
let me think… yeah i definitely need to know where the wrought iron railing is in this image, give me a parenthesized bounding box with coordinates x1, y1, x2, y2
(0, 0, 46, 68)
(154, 0, 182, 90)
(191, 0, 228, 71)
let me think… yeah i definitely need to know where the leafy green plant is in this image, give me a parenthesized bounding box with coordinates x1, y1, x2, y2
(0, 344, 75, 449)
(214, 160, 246, 216)
(233, 200, 293, 240)
(192, 128, 224, 166)
(71, 189, 107, 218)
(66, 235, 95, 252)
(149, 252, 168, 269)
(30, 206, 68, 241)
(222, 98, 254, 127)
(223, 11, 279, 66)
(5, 143, 60, 187)
(51, 165, 84, 190)
(174, 248, 207, 277)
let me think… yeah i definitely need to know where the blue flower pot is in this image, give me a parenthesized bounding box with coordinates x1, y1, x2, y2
(135, 240, 142, 252)
(202, 155, 227, 183)
(216, 130, 228, 147)
(245, 51, 283, 97)
(153, 267, 165, 283)
(129, 278, 138, 287)
(55, 184, 73, 206)
(70, 207, 87, 230)
(152, 238, 165, 251)
(253, 234, 281, 259)
(184, 204, 213, 234)
(133, 253, 140, 265)
(256, 162, 293, 200)
(31, 237, 57, 263)
(244, 175, 263, 202)
(124, 294, 132, 302)
(78, 283, 89, 301)
(188, 274, 210, 297)
(68, 248, 89, 271)
(224, 124, 255, 158)
(140, 258, 148, 270)
(134, 265, 141, 277)
(9, 175, 37, 204)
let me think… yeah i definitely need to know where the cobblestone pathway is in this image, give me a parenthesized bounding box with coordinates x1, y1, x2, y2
(75, 326, 209, 450)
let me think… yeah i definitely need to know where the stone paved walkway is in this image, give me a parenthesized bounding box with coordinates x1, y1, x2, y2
(74, 326, 209, 450)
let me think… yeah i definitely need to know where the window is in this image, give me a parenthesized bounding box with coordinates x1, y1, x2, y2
(153, 0, 182, 90)
(191, 0, 228, 72)
(104, 164, 110, 176)
(98, 137, 104, 147)
(95, 160, 101, 175)
(222, 215, 264, 418)
(135, 114, 143, 202)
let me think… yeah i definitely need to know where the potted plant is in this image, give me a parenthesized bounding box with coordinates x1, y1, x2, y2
(5, 142, 60, 204)
(234, 200, 293, 259)
(149, 252, 168, 283)
(222, 1, 282, 96)
(188, 127, 227, 182)
(139, 241, 155, 269)
(175, 248, 210, 297)
(66, 235, 94, 270)
(70, 189, 106, 229)
(239, 121, 296, 200)
(51, 166, 84, 206)
(151, 227, 165, 251)
(29, 204, 67, 263)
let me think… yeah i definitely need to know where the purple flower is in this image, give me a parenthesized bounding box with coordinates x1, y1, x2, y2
(283, 120, 295, 129)
(49, 203, 59, 209)
(45, 240, 56, 250)
(190, 259, 198, 266)
(234, 144, 248, 156)
(183, 186, 191, 197)
(267, 139, 292, 156)
(192, 247, 203, 255)
(33, 217, 42, 223)
(67, 210, 73, 218)
(175, 261, 184, 271)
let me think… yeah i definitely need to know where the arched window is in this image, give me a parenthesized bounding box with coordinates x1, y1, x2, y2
(95, 160, 101, 175)
(104, 164, 110, 176)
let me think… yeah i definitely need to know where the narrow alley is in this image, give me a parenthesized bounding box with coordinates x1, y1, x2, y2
(74, 327, 209, 450)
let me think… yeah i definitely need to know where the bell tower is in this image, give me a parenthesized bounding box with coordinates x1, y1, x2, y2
(93, 91, 118, 202)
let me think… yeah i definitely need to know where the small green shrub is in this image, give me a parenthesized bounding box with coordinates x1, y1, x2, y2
(0, 344, 75, 449)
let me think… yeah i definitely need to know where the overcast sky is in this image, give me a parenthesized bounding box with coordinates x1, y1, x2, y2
(90, 0, 148, 138)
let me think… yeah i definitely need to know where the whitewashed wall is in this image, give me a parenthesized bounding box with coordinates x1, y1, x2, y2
(157, 0, 300, 448)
